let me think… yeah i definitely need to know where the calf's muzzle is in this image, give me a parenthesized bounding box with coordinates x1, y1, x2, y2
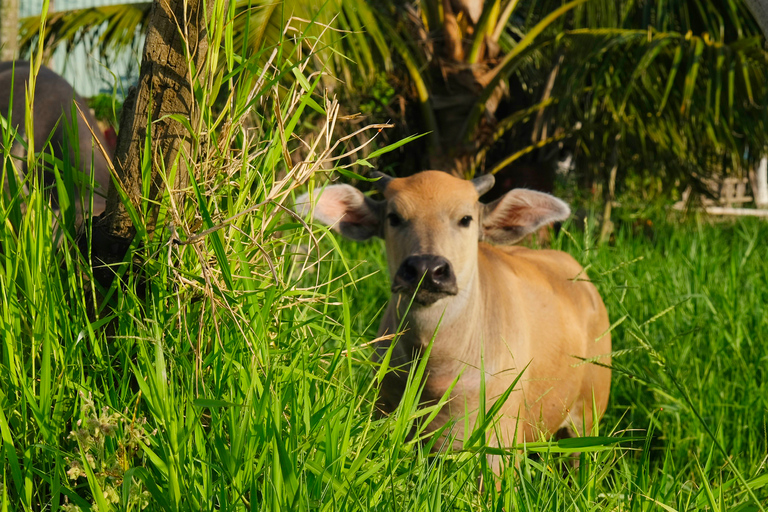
(392, 255, 458, 305)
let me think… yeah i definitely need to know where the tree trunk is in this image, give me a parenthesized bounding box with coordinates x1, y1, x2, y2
(89, 0, 214, 286)
(0, 0, 19, 62)
(102, 0, 212, 238)
(599, 135, 620, 244)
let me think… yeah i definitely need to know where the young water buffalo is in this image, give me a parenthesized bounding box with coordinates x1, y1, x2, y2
(299, 171, 611, 459)
(0, 60, 111, 221)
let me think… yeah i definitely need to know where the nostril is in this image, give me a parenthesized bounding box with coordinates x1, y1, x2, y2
(401, 265, 417, 281)
(397, 257, 421, 284)
(433, 265, 447, 279)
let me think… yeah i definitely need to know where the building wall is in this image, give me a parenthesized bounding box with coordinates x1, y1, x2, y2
(19, 0, 145, 17)
(20, 0, 145, 97)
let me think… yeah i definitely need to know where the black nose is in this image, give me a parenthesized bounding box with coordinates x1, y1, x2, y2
(393, 255, 458, 301)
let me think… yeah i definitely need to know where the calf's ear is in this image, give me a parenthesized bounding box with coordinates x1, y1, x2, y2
(481, 189, 570, 245)
(295, 185, 383, 241)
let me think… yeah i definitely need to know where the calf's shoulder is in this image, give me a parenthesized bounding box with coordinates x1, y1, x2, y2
(478, 243, 605, 318)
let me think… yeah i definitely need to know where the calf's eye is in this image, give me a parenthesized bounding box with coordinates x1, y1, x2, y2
(387, 213, 402, 227)
(459, 215, 473, 227)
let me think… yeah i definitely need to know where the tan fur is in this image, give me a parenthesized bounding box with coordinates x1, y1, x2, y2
(373, 172, 611, 449)
(299, 170, 611, 457)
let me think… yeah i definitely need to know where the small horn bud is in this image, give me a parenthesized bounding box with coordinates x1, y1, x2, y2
(472, 174, 495, 196)
(371, 171, 393, 193)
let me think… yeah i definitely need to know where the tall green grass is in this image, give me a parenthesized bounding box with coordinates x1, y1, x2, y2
(2, 11, 767, 512)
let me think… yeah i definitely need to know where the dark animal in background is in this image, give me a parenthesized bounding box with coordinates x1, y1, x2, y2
(0, 60, 112, 222)
(481, 163, 555, 203)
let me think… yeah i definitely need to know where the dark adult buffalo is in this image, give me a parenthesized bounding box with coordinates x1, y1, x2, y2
(0, 60, 111, 222)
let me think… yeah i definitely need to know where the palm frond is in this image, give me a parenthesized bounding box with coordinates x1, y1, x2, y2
(19, 4, 151, 56)
(19, 1, 391, 87)
(548, 22, 767, 187)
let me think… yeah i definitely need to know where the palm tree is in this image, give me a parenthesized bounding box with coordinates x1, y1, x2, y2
(18, 0, 768, 205)
(98, 0, 214, 240)
(373, 0, 590, 177)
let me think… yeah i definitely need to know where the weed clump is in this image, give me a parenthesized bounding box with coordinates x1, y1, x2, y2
(63, 392, 152, 511)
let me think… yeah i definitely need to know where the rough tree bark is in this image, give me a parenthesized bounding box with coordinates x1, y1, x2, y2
(0, 0, 19, 61)
(90, 0, 214, 283)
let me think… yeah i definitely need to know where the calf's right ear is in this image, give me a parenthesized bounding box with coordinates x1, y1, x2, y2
(481, 189, 570, 245)
(295, 185, 383, 241)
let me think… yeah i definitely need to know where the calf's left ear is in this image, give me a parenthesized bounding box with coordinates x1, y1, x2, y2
(481, 189, 570, 245)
